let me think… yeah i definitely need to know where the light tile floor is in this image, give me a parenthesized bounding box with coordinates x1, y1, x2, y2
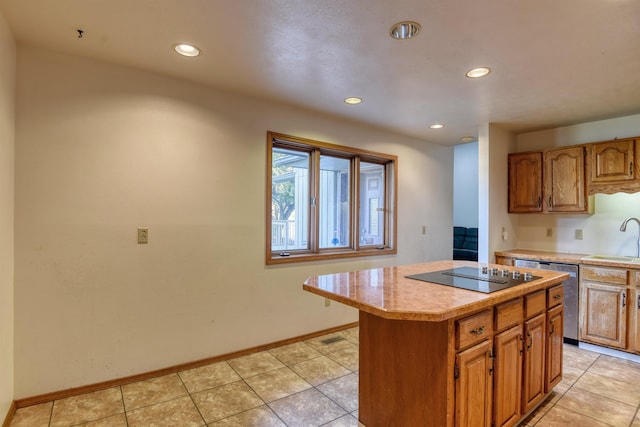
(10, 327, 640, 426)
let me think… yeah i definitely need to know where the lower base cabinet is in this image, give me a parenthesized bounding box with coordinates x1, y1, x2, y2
(522, 313, 546, 413)
(580, 267, 628, 349)
(455, 286, 564, 427)
(546, 304, 564, 391)
(455, 340, 493, 427)
(493, 325, 523, 427)
(633, 285, 640, 353)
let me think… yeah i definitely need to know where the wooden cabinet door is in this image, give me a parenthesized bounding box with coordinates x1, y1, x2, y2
(546, 305, 564, 392)
(631, 285, 640, 353)
(493, 326, 523, 427)
(591, 139, 635, 182)
(508, 152, 543, 213)
(455, 340, 493, 427)
(544, 146, 587, 212)
(522, 313, 546, 413)
(579, 281, 627, 349)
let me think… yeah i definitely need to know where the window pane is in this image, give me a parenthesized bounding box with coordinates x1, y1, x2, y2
(271, 148, 309, 251)
(359, 162, 385, 246)
(319, 155, 351, 248)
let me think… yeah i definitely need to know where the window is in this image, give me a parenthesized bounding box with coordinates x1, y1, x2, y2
(266, 131, 397, 264)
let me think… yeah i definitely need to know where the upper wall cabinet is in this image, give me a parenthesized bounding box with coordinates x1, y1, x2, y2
(588, 137, 639, 195)
(544, 146, 588, 213)
(509, 152, 543, 213)
(508, 147, 589, 214)
(591, 139, 634, 182)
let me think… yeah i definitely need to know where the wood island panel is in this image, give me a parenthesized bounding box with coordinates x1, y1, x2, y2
(359, 311, 453, 427)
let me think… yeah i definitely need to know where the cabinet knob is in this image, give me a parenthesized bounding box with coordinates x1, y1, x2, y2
(471, 326, 485, 335)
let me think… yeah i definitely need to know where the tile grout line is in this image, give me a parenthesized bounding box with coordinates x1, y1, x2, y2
(548, 353, 640, 427)
(175, 371, 207, 427)
(119, 386, 130, 427)
(529, 351, 600, 426)
(46, 399, 53, 427)
(223, 357, 291, 426)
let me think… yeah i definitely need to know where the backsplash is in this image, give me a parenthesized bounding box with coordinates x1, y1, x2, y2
(515, 193, 640, 257)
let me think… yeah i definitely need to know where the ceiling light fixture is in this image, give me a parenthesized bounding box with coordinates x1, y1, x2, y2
(390, 21, 421, 40)
(344, 97, 363, 105)
(460, 136, 475, 143)
(429, 124, 445, 129)
(173, 43, 201, 57)
(466, 67, 491, 78)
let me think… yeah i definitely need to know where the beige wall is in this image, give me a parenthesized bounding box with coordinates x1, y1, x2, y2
(0, 9, 15, 419)
(479, 124, 517, 262)
(514, 114, 640, 256)
(14, 47, 453, 398)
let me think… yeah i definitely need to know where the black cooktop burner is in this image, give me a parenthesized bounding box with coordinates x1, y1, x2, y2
(406, 266, 541, 293)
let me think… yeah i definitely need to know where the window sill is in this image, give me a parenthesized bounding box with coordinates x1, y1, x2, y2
(266, 247, 397, 265)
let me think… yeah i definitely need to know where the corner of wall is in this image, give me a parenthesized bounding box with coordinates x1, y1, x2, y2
(0, 6, 16, 422)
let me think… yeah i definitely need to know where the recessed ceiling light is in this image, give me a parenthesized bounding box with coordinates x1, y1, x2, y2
(344, 97, 363, 105)
(460, 136, 476, 143)
(466, 67, 491, 78)
(390, 21, 421, 40)
(429, 124, 445, 129)
(173, 43, 201, 57)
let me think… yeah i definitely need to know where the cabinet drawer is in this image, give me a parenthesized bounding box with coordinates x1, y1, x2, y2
(524, 290, 546, 318)
(547, 285, 564, 308)
(456, 310, 493, 350)
(582, 266, 628, 284)
(495, 298, 523, 332)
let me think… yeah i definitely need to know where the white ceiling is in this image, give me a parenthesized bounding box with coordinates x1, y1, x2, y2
(1, 0, 639, 145)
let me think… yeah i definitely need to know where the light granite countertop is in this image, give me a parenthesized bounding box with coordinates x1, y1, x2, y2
(495, 248, 640, 269)
(303, 260, 568, 322)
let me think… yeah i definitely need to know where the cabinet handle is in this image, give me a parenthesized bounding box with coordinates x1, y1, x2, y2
(549, 320, 555, 335)
(537, 196, 541, 208)
(622, 292, 626, 309)
(471, 326, 485, 335)
(527, 331, 533, 350)
(548, 196, 552, 208)
(637, 294, 640, 310)
(630, 161, 634, 176)
(553, 294, 562, 300)
(519, 335, 524, 354)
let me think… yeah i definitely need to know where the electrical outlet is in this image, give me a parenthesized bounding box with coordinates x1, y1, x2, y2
(324, 298, 331, 307)
(546, 228, 552, 237)
(138, 227, 149, 244)
(574, 229, 583, 240)
(422, 226, 427, 235)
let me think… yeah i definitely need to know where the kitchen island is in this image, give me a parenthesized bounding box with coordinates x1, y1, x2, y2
(303, 260, 569, 427)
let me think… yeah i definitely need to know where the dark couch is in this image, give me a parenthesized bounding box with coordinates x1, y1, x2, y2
(453, 226, 478, 261)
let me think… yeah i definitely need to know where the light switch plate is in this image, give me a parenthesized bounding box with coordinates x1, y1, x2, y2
(138, 227, 149, 244)
(574, 229, 583, 240)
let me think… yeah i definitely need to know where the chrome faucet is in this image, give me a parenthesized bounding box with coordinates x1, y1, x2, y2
(620, 217, 640, 257)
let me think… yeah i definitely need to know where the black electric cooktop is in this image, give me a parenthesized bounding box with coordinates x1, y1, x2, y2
(406, 266, 541, 294)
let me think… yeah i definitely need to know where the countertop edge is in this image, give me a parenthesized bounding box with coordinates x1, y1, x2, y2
(303, 269, 568, 322)
(495, 248, 640, 268)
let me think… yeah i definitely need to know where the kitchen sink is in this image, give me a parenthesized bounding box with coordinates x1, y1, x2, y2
(580, 254, 640, 263)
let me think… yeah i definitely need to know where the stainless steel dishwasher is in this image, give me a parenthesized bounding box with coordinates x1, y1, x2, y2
(514, 259, 579, 345)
